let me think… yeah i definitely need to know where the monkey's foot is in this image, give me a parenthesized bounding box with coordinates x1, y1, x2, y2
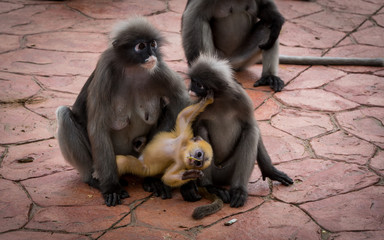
(263, 168, 294, 186)
(229, 187, 248, 208)
(102, 185, 130, 207)
(180, 181, 202, 202)
(87, 177, 100, 189)
(182, 169, 204, 180)
(206, 185, 230, 204)
(143, 177, 172, 199)
(253, 75, 284, 92)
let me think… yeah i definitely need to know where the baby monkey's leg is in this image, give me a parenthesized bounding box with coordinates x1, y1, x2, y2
(116, 155, 150, 177)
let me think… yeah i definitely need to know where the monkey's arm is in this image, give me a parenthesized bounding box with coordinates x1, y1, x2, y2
(256, 0, 285, 50)
(279, 55, 384, 67)
(182, 1, 215, 64)
(175, 93, 214, 137)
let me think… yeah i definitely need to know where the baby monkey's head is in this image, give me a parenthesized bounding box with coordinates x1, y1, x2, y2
(185, 136, 213, 170)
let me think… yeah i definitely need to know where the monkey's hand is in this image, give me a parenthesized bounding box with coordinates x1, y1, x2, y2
(206, 185, 230, 204)
(263, 168, 294, 186)
(181, 169, 204, 180)
(180, 181, 202, 202)
(143, 177, 172, 199)
(102, 184, 130, 207)
(253, 75, 284, 92)
(229, 187, 248, 208)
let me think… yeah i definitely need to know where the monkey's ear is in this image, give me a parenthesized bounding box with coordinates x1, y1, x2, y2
(161, 96, 170, 108)
(112, 40, 119, 48)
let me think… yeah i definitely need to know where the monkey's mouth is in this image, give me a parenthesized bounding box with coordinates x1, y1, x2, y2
(188, 156, 204, 168)
(142, 56, 158, 70)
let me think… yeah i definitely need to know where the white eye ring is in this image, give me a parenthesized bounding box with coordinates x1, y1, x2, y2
(135, 42, 146, 52)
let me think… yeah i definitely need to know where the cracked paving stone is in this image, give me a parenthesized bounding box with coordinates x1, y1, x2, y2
(0, 105, 53, 144)
(330, 230, 384, 240)
(273, 159, 380, 204)
(133, 191, 264, 230)
(370, 150, 384, 175)
(0, 49, 98, 76)
(0, 72, 41, 103)
(26, 205, 130, 233)
(285, 66, 346, 90)
(0, 231, 88, 240)
(325, 74, 384, 107)
(353, 26, 384, 47)
(0, 139, 72, 181)
(25, 91, 77, 120)
(325, 45, 384, 59)
(23, 171, 152, 207)
(35, 75, 87, 95)
(197, 201, 319, 240)
(271, 108, 334, 139)
(67, 0, 166, 19)
(259, 122, 308, 163)
(0, 34, 19, 53)
(0, 179, 31, 232)
(277, 0, 322, 20)
(0, 4, 88, 35)
(301, 186, 384, 232)
(311, 131, 376, 164)
(275, 89, 360, 112)
(280, 21, 345, 49)
(316, 0, 382, 15)
(254, 98, 281, 121)
(336, 107, 384, 148)
(99, 226, 190, 240)
(26, 32, 108, 53)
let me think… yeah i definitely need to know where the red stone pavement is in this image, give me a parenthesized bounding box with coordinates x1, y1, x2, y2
(0, 0, 383, 239)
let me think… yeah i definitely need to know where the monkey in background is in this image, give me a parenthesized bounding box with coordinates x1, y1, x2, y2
(181, 54, 293, 208)
(182, 0, 286, 92)
(181, 0, 383, 93)
(115, 94, 214, 188)
(56, 17, 190, 206)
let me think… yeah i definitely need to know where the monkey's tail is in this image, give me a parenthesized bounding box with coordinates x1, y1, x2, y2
(192, 188, 224, 220)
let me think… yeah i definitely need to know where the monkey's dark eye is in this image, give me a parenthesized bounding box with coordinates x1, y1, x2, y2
(150, 40, 157, 49)
(135, 42, 146, 52)
(196, 81, 204, 90)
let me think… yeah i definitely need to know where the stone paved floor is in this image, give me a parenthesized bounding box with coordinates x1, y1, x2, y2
(0, 0, 383, 239)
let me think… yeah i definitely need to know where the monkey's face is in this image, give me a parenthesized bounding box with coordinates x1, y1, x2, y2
(188, 77, 208, 102)
(114, 39, 159, 71)
(185, 136, 213, 170)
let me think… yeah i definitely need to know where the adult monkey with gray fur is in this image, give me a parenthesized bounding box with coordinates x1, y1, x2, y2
(182, 0, 286, 92)
(182, 54, 293, 208)
(181, 0, 384, 92)
(56, 17, 189, 206)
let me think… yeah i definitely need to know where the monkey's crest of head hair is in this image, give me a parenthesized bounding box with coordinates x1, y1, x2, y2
(110, 16, 165, 48)
(190, 54, 234, 89)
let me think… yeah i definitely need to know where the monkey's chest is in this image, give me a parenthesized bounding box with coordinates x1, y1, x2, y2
(211, 0, 257, 56)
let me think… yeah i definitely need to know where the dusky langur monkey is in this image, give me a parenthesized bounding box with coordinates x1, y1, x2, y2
(181, 54, 293, 208)
(56, 17, 190, 206)
(181, 0, 384, 92)
(182, 0, 286, 92)
(115, 94, 214, 187)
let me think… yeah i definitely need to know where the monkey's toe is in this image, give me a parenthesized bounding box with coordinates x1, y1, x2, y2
(263, 168, 294, 186)
(181, 181, 202, 202)
(143, 177, 172, 199)
(254, 75, 284, 92)
(229, 187, 248, 208)
(206, 185, 230, 204)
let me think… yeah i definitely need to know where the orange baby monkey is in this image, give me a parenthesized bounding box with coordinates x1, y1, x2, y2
(116, 93, 213, 187)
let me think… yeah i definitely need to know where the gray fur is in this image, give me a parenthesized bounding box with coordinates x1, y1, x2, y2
(56, 17, 189, 206)
(183, 54, 293, 208)
(181, 0, 285, 91)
